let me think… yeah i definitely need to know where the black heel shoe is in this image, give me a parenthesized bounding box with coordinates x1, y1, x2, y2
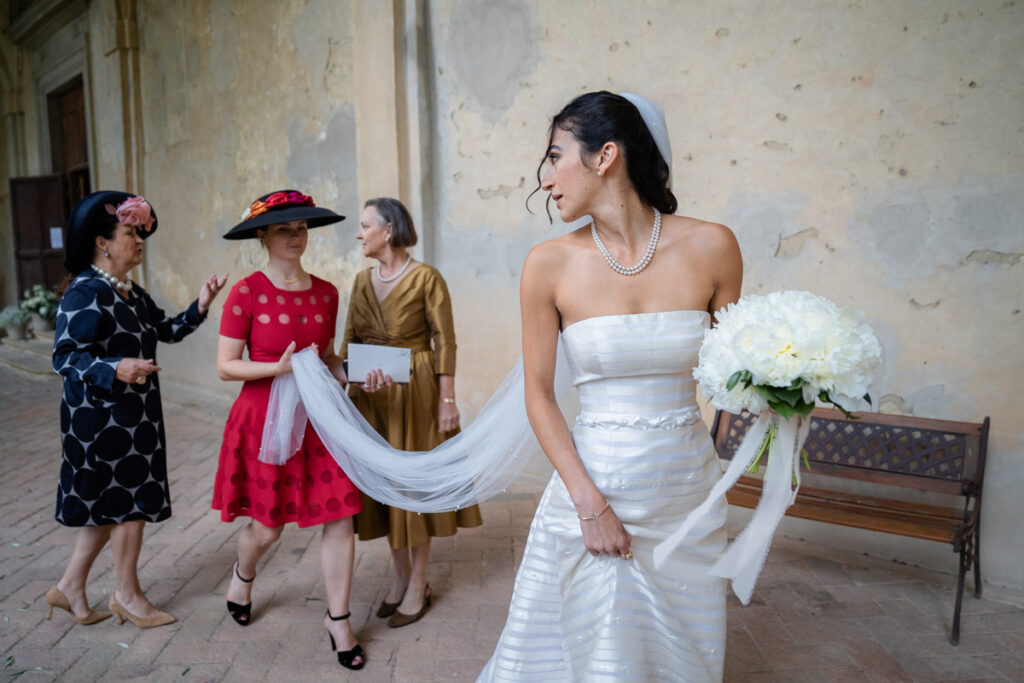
(326, 610, 366, 670)
(226, 561, 254, 626)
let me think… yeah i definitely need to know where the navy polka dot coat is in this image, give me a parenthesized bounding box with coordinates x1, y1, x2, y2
(52, 270, 206, 526)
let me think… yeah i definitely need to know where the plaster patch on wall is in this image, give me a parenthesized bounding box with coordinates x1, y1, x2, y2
(907, 383, 973, 419)
(447, 0, 538, 119)
(286, 106, 356, 189)
(962, 249, 1023, 265)
(721, 189, 811, 281)
(209, 1, 239, 93)
(848, 174, 1024, 285)
(774, 227, 819, 258)
(878, 393, 908, 414)
(894, 363, 976, 421)
(477, 177, 525, 199)
(151, 267, 190, 311)
(292, 0, 350, 101)
(142, 6, 188, 147)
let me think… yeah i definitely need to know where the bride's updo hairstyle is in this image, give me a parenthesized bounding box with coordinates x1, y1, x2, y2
(533, 90, 677, 217)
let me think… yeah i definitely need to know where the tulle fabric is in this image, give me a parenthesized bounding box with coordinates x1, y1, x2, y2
(260, 344, 571, 513)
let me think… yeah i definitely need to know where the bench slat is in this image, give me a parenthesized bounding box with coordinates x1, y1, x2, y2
(727, 478, 961, 543)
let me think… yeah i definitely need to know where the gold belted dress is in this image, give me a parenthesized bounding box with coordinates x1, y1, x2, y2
(342, 265, 483, 548)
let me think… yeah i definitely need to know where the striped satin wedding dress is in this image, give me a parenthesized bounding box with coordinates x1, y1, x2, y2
(479, 311, 727, 682)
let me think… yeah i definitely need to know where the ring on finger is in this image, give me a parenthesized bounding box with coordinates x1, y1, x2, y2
(622, 550, 633, 560)
(135, 376, 145, 385)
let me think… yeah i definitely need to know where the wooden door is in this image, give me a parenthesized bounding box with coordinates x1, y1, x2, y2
(10, 175, 68, 293)
(49, 78, 91, 207)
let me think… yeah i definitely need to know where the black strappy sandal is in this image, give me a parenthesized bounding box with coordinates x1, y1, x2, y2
(326, 610, 366, 670)
(226, 561, 254, 626)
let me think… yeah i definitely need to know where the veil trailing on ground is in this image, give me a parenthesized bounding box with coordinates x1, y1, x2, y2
(260, 345, 572, 513)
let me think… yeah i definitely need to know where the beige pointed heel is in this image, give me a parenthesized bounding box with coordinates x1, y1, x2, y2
(108, 594, 175, 628)
(44, 586, 111, 625)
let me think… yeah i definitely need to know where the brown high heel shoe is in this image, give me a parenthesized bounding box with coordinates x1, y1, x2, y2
(44, 586, 111, 625)
(387, 585, 432, 628)
(108, 594, 176, 629)
(376, 586, 406, 618)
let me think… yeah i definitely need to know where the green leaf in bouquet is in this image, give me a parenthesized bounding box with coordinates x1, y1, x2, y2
(820, 391, 859, 420)
(774, 386, 804, 407)
(726, 370, 751, 392)
(767, 400, 799, 420)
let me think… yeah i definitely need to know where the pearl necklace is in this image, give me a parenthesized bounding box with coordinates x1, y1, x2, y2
(591, 208, 661, 276)
(91, 264, 132, 291)
(375, 255, 412, 283)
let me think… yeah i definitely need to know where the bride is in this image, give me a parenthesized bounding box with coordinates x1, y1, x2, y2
(478, 92, 742, 681)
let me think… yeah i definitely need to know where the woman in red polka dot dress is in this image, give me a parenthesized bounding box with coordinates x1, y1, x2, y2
(212, 190, 368, 670)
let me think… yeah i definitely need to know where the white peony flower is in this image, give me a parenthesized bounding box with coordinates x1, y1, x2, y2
(693, 290, 882, 417)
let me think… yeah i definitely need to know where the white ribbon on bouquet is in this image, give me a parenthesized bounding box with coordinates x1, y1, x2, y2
(653, 412, 812, 604)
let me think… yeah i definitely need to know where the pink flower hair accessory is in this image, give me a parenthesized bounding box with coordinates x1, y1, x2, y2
(112, 196, 157, 235)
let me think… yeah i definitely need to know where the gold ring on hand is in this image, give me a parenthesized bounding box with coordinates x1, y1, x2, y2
(622, 550, 633, 560)
(135, 376, 145, 385)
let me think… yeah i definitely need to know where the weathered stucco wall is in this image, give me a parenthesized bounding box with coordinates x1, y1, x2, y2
(106, 0, 366, 395)
(425, 0, 1023, 589)
(66, 0, 1022, 590)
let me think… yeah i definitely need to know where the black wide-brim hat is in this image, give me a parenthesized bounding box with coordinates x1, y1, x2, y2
(223, 189, 344, 240)
(64, 190, 159, 274)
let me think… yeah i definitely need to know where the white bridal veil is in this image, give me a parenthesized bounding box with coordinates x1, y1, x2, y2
(259, 92, 669, 512)
(260, 345, 572, 513)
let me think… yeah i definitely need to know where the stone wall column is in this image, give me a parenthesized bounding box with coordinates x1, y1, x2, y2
(352, 0, 434, 261)
(4, 111, 27, 176)
(113, 0, 143, 194)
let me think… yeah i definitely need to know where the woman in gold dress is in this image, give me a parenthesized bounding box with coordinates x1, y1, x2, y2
(342, 197, 482, 627)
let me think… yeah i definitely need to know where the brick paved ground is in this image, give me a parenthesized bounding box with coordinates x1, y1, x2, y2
(1, 361, 1022, 682)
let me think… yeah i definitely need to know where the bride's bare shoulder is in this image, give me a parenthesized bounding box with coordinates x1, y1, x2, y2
(523, 227, 590, 269)
(664, 214, 740, 257)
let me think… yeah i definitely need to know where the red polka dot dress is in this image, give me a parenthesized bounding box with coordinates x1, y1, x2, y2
(212, 272, 361, 527)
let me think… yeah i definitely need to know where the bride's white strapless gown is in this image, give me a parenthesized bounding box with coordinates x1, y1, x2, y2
(479, 311, 728, 682)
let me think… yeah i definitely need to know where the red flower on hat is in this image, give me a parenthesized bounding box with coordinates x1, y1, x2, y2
(264, 191, 315, 209)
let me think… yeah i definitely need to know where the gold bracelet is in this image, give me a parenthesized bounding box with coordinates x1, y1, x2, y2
(578, 501, 610, 521)
(441, 397, 455, 404)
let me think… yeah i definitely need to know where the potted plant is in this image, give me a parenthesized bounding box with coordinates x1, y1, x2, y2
(0, 304, 31, 340)
(20, 284, 59, 333)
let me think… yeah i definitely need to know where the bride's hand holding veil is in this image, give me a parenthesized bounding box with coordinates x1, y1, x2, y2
(579, 500, 632, 559)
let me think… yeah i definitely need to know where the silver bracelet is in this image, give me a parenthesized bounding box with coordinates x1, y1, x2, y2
(578, 501, 610, 521)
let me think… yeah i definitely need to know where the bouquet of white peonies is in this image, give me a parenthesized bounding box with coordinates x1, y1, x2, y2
(655, 290, 882, 604)
(693, 290, 881, 420)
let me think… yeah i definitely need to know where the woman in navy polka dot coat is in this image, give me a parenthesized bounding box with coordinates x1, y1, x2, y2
(45, 191, 226, 628)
